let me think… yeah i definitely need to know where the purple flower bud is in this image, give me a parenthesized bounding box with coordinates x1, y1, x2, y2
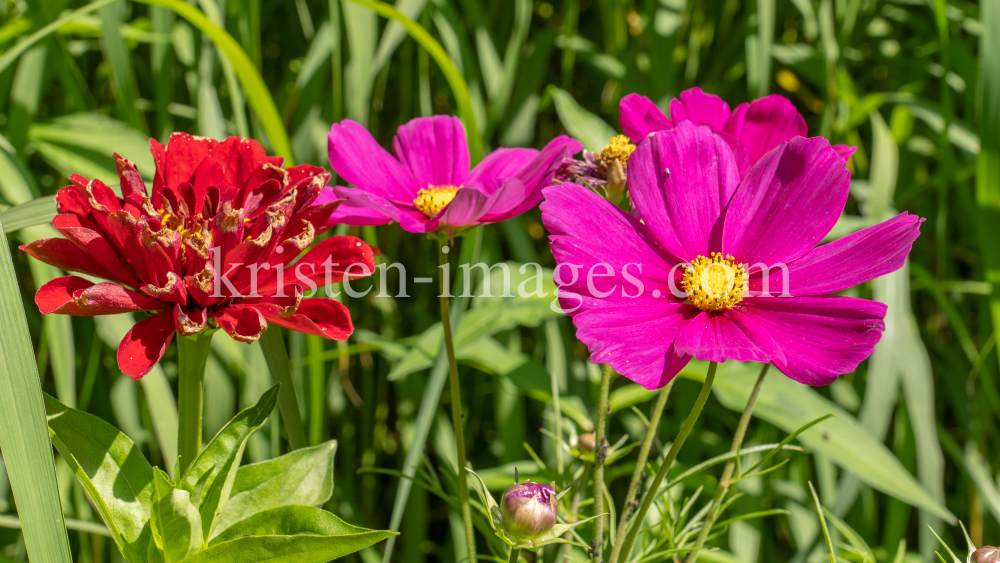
(501, 481, 557, 539)
(974, 547, 1000, 563)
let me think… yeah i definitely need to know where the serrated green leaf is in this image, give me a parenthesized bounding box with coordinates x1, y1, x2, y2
(45, 392, 155, 562)
(178, 385, 279, 540)
(211, 441, 337, 540)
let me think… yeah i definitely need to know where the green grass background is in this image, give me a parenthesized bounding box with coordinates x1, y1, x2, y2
(0, 0, 997, 561)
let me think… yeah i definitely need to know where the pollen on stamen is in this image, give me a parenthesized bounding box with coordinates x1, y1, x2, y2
(681, 252, 747, 311)
(414, 185, 461, 217)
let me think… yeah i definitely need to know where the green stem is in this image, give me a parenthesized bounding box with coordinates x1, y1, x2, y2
(592, 363, 613, 560)
(259, 327, 308, 452)
(440, 243, 476, 562)
(608, 380, 674, 563)
(176, 331, 215, 475)
(508, 547, 520, 563)
(685, 363, 770, 563)
(618, 362, 719, 563)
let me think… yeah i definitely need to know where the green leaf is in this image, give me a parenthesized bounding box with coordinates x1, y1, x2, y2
(28, 113, 156, 183)
(178, 385, 279, 540)
(551, 87, 616, 152)
(211, 441, 337, 540)
(697, 361, 956, 523)
(151, 469, 204, 563)
(185, 506, 395, 562)
(45, 392, 154, 562)
(1, 195, 57, 233)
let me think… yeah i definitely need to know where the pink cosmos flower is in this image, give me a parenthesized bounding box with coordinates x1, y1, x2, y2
(619, 88, 856, 177)
(541, 122, 922, 390)
(318, 116, 582, 233)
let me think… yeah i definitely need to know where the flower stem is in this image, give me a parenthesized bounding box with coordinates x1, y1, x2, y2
(591, 363, 613, 561)
(176, 330, 215, 476)
(618, 362, 719, 563)
(439, 243, 476, 562)
(508, 548, 520, 563)
(685, 363, 770, 563)
(608, 380, 674, 563)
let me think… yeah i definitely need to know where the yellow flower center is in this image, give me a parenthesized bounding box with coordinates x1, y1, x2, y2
(414, 185, 461, 217)
(681, 253, 747, 311)
(595, 135, 636, 179)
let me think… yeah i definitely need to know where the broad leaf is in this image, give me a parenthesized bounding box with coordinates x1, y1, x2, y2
(550, 87, 616, 152)
(210, 441, 337, 540)
(698, 361, 956, 522)
(151, 469, 204, 563)
(184, 506, 395, 562)
(45, 393, 155, 562)
(178, 385, 279, 539)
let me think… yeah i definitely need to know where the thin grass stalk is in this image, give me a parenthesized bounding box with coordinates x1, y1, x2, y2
(618, 362, 719, 563)
(685, 363, 770, 563)
(176, 330, 215, 476)
(608, 380, 674, 563)
(592, 363, 614, 560)
(440, 242, 476, 562)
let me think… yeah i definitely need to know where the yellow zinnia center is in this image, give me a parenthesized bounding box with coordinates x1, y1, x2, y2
(595, 135, 636, 179)
(681, 253, 747, 311)
(414, 185, 461, 217)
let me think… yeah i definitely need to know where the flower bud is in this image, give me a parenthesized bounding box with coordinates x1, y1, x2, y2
(501, 481, 557, 539)
(974, 547, 1000, 563)
(578, 433, 596, 453)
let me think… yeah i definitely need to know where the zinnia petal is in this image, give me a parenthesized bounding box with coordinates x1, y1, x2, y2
(739, 296, 887, 385)
(118, 310, 176, 379)
(627, 121, 740, 260)
(213, 306, 267, 343)
(255, 298, 353, 340)
(392, 115, 471, 188)
(619, 93, 673, 143)
(37, 276, 166, 315)
(723, 136, 850, 266)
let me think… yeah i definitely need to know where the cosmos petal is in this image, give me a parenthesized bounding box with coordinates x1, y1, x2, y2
(392, 115, 471, 188)
(669, 87, 731, 131)
(619, 93, 673, 143)
(328, 120, 419, 200)
(723, 136, 851, 266)
(724, 95, 808, 164)
(627, 121, 740, 260)
(739, 296, 887, 385)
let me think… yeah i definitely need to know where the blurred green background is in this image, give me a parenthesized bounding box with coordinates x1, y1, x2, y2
(0, 0, 997, 562)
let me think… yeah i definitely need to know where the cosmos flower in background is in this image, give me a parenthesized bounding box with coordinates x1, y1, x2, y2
(541, 122, 922, 390)
(619, 87, 857, 176)
(23, 134, 375, 379)
(320, 115, 582, 234)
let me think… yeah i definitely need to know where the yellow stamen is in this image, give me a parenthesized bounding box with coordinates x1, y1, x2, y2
(595, 135, 636, 179)
(414, 185, 461, 217)
(681, 252, 747, 311)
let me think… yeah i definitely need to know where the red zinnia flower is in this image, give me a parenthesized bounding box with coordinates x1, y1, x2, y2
(23, 133, 375, 379)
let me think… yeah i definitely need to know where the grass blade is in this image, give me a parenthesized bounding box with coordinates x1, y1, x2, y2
(0, 212, 73, 561)
(259, 327, 307, 452)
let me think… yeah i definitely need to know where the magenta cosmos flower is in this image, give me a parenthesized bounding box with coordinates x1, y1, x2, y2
(317, 115, 582, 233)
(619, 88, 856, 177)
(541, 122, 922, 389)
